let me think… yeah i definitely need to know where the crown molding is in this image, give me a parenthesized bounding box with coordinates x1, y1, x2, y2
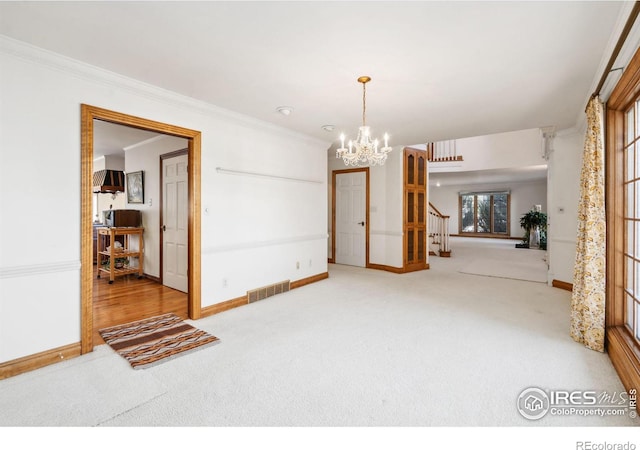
(0, 35, 330, 150)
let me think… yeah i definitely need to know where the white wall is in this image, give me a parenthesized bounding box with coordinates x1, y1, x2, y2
(328, 147, 404, 268)
(0, 37, 329, 363)
(124, 135, 188, 278)
(428, 180, 547, 238)
(94, 193, 126, 222)
(546, 127, 583, 285)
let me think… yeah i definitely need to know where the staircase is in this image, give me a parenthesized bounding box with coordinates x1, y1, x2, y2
(428, 202, 451, 257)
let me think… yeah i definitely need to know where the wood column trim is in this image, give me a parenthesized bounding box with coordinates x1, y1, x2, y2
(552, 280, 573, 292)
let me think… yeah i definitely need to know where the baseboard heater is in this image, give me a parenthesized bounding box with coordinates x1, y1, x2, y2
(247, 280, 290, 303)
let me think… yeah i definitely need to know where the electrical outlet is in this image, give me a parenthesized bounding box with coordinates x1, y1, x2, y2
(296, 261, 300, 269)
(222, 278, 228, 288)
(309, 259, 312, 267)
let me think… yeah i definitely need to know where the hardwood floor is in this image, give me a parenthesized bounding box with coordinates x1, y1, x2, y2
(93, 265, 188, 344)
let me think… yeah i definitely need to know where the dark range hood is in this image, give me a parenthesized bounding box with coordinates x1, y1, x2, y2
(93, 170, 125, 193)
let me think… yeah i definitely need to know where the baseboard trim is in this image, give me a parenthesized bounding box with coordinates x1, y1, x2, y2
(368, 263, 429, 273)
(1, 271, 331, 380)
(201, 295, 248, 317)
(291, 272, 329, 289)
(0, 342, 81, 381)
(552, 279, 573, 292)
(143, 273, 161, 283)
(200, 272, 330, 318)
(451, 234, 522, 241)
(607, 326, 640, 407)
(368, 263, 405, 273)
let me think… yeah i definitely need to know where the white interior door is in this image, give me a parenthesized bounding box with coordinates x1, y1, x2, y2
(335, 171, 366, 267)
(162, 154, 188, 292)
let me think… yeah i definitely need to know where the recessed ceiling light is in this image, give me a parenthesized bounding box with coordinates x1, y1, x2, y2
(321, 125, 335, 132)
(276, 106, 293, 116)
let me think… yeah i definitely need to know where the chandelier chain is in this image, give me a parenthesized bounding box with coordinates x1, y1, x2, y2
(362, 81, 367, 126)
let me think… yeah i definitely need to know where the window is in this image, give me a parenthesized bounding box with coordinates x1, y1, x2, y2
(606, 46, 640, 395)
(459, 192, 509, 235)
(623, 99, 640, 343)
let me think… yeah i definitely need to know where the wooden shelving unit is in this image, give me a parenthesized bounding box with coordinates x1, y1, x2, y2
(97, 227, 144, 284)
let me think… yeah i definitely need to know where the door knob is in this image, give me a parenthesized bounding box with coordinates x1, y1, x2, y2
(358, 221, 365, 226)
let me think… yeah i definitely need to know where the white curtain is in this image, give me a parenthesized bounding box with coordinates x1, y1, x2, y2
(570, 96, 606, 352)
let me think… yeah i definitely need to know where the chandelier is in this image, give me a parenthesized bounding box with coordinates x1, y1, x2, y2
(336, 76, 392, 166)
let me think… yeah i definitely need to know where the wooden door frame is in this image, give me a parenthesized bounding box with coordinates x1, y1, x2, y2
(80, 104, 202, 354)
(330, 168, 370, 266)
(159, 148, 189, 286)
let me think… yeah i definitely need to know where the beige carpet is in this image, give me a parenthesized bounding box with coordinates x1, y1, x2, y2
(0, 237, 635, 435)
(456, 238, 548, 283)
(458, 253, 548, 283)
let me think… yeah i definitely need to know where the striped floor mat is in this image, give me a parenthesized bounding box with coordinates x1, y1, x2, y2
(99, 313, 220, 369)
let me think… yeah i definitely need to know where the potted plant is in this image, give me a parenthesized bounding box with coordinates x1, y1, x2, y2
(518, 208, 547, 250)
(102, 257, 129, 269)
(114, 257, 128, 269)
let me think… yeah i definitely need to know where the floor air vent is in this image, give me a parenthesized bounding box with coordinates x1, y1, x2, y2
(247, 280, 290, 303)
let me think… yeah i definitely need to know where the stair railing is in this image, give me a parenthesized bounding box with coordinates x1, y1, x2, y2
(428, 202, 451, 257)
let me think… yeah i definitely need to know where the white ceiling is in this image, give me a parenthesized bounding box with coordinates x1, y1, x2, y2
(93, 120, 162, 159)
(0, 1, 629, 150)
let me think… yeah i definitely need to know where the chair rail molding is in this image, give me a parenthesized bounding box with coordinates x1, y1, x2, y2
(0, 260, 81, 279)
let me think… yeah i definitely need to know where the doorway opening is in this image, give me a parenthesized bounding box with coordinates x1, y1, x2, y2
(81, 104, 202, 354)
